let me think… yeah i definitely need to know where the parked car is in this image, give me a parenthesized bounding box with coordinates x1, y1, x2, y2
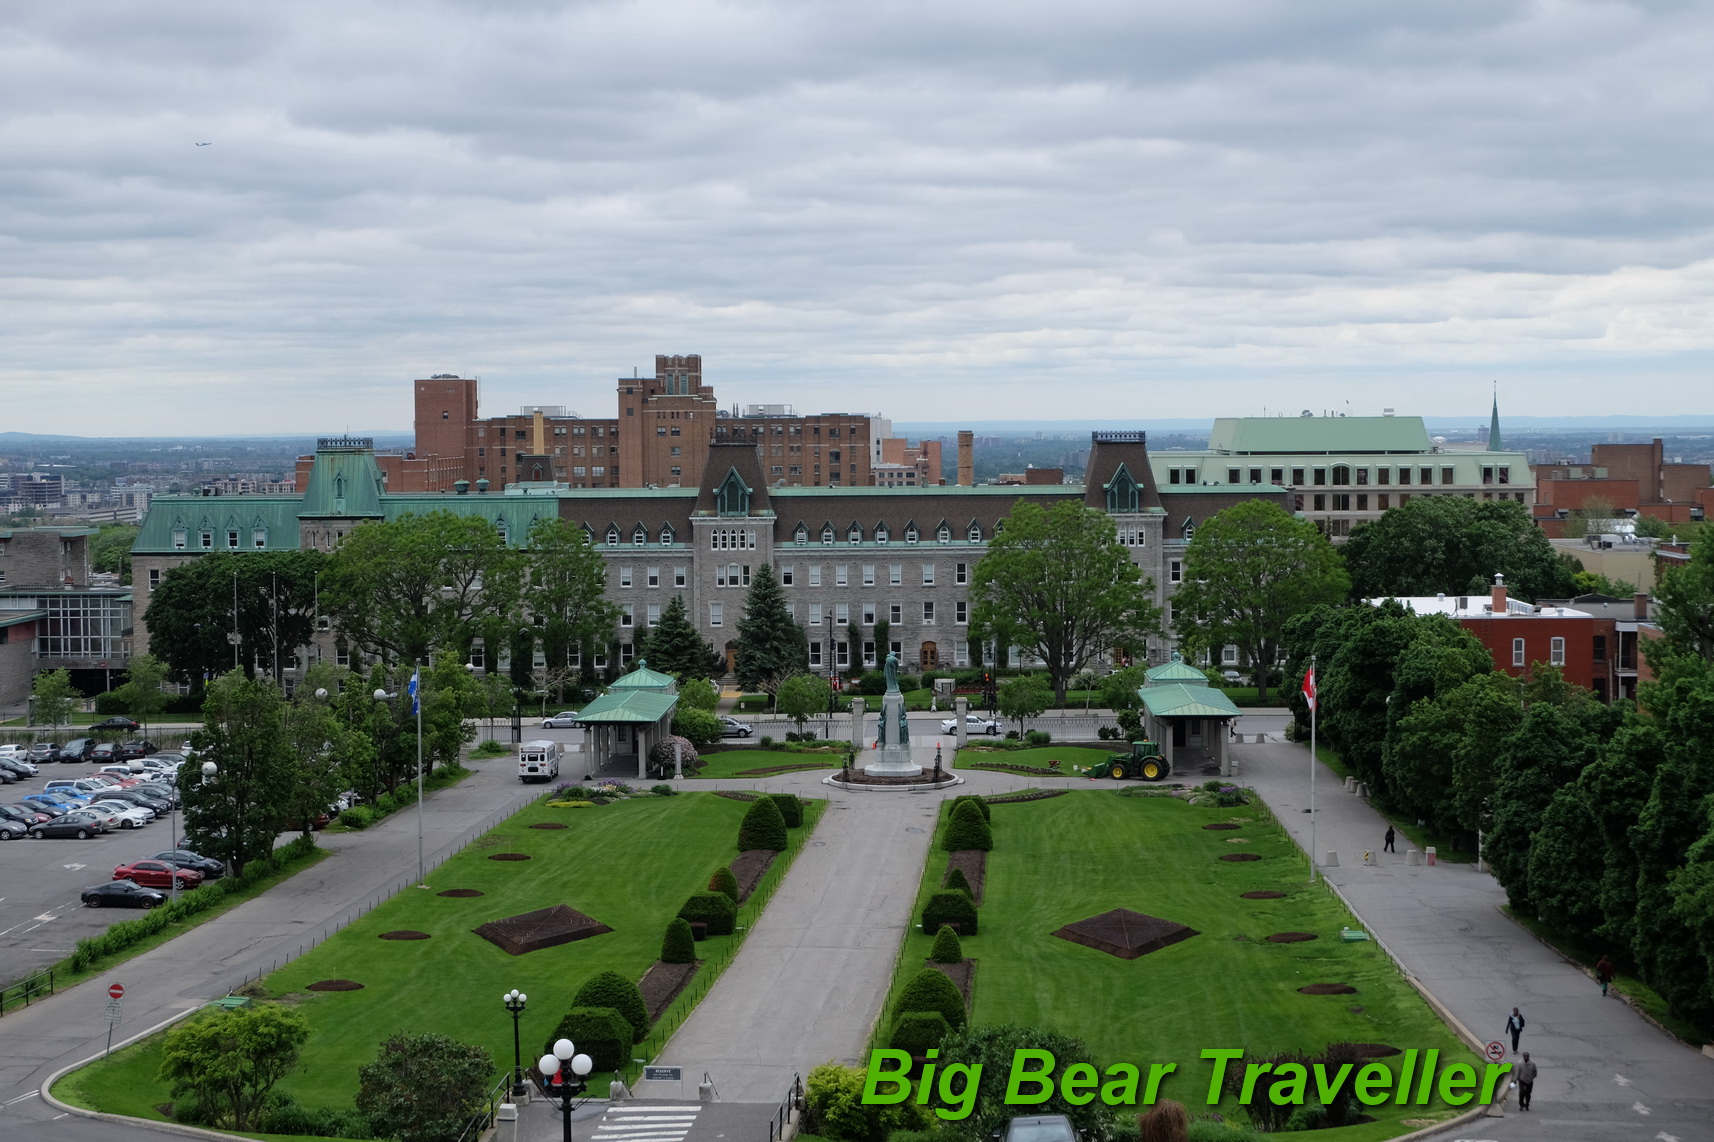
(1, 803, 52, 827)
(0, 768, 16, 785)
(0, 744, 21, 758)
(89, 717, 141, 733)
(133, 784, 180, 809)
(104, 789, 173, 815)
(56, 738, 96, 762)
(717, 715, 753, 738)
(541, 711, 584, 728)
(19, 796, 71, 817)
(27, 791, 88, 812)
(117, 739, 158, 759)
(26, 742, 57, 763)
(81, 881, 165, 909)
(998, 1116, 1079, 1142)
(149, 850, 225, 878)
(72, 804, 129, 831)
(113, 859, 202, 889)
(0, 755, 41, 777)
(45, 778, 108, 800)
(940, 713, 1002, 735)
(0, 819, 27, 840)
(90, 742, 120, 762)
(86, 800, 154, 829)
(29, 811, 110, 839)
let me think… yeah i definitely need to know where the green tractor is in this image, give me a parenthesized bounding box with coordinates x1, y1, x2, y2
(1086, 739, 1171, 781)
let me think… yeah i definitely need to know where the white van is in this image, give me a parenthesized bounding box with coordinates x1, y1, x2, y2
(518, 740, 562, 783)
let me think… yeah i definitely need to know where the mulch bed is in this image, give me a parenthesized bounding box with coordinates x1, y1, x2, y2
(1241, 891, 1286, 900)
(982, 789, 1069, 804)
(1053, 908, 1199, 960)
(438, 889, 485, 898)
(1220, 853, 1262, 862)
(1267, 932, 1319, 943)
(489, 853, 532, 861)
(474, 904, 613, 956)
(379, 931, 431, 941)
(1349, 1043, 1401, 1057)
(715, 791, 760, 802)
(307, 979, 364, 991)
(1299, 984, 1358, 995)
(946, 850, 987, 904)
(961, 763, 1061, 777)
(1204, 823, 1241, 831)
(638, 960, 701, 1021)
(926, 957, 976, 1008)
(529, 822, 568, 830)
(729, 849, 777, 902)
(736, 763, 838, 776)
(841, 771, 958, 786)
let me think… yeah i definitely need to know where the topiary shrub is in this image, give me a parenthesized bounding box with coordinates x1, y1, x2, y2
(709, 865, 739, 902)
(661, 918, 696, 965)
(542, 1006, 634, 1073)
(894, 968, 966, 1029)
(890, 1011, 953, 1056)
(930, 924, 964, 964)
(678, 891, 737, 936)
(949, 794, 990, 821)
(803, 1062, 926, 1141)
(943, 867, 974, 897)
(922, 891, 979, 937)
(942, 801, 993, 852)
(768, 792, 803, 828)
(650, 784, 676, 796)
(571, 970, 649, 1043)
(737, 794, 789, 851)
(1025, 730, 1051, 746)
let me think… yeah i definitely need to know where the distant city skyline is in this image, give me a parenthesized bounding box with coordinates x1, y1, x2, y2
(5, 2, 1714, 434)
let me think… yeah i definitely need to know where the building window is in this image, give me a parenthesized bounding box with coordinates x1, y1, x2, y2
(1550, 636, 1566, 666)
(863, 641, 876, 666)
(890, 603, 903, 624)
(922, 563, 936, 586)
(620, 603, 633, 627)
(647, 566, 659, 588)
(1512, 638, 1525, 667)
(1313, 494, 1326, 512)
(200, 531, 213, 549)
(822, 525, 836, 544)
(1593, 635, 1607, 662)
(606, 525, 621, 545)
(647, 604, 661, 626)
(795, 524, 809, 544)
(1332, 465, 1350, 486)
(836, 602, 849, 623)
(1499, 467, 1510, 484)
(172, 529, 187, 550)
(1270, 468, 1284, 485)
(956, 600, 968, 624)
(619, 566, 633, 588)
(837, 641, 850, 667)
(1222, 645, 1239, 665)
(1313, 468, 1326, 485)
(889, 564, 902, 586)
(848, 524, 862, 543)
(1169, 560, 1182, 583)
(781, 565, 794, 586)
(809, 565, 822, 587)
(675, 565, 687, 587)
(1398, 468, 1411, 485)
(809, 643, 822, 667)
(1228, 468, 1241, 484)
(905, 525, 918, 543)
(937, 524, 951, 543)
(875, 523, 890, 543)
(1441, 467, 1455, 486)
(1356, 494, 1368, 511)
(227, 530, 240, 549)
(955, 639, 969, 666)
(836, 564, 849, 587)
(252, 528, 267, 548)
(148, 568, 161, 587)
(1377, 468, 1390, 485)
(809, 603, 823, 625)
(1482, 466, 1494, 485)
(968, 523, 982, 542)
(660, 525, 675, 545)
(922, 601, 935, 624)
(862, 564, 876, 587)
(1291, 468, 1305, 485)
(633, 526, 646, 546)
(955, 562, 969, 585)
(1378, 494, 1390, 510)
(709, 602, 723, 626)
(863, 603, 876, 625)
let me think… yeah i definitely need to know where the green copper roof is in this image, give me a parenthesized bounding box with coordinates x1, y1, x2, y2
(1140, 683, 1242, 719)
(379, 496, 561, 545)
(573, 689, 679, 724)
(1489, 397, 1503, 452)
(1206, 417, 1433, 455)
(1145, 655, 1208, 685)
(299, 444, 386, 518)
(770, 485, 1072, 497)
(131, 496, 304, 555)
(609, 660, 677, 691)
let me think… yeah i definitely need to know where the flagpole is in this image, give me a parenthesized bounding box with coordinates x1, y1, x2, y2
(414, 662, 425, 887)
(1308, 654, 1317, 884)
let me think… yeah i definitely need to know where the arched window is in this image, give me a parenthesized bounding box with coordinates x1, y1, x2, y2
(632, 525, 647, 546)
(660, 524, 675, 546)
(794, 523, 809, 545)
(904, 523, 918, 544)
(606, 525, 621, 545)
(968, 522, 982, 542)
(1332, 465, 1351, 486)
(821, 524, 836, 544)
(875, 522, 890, 543)
(848, 523, 863, 544)
(1181, 518, 1196, 541)
(937, 522, 951, 543)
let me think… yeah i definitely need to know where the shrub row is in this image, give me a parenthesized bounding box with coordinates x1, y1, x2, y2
(68, 835, 319, 972)
(335, 765, 470, 831)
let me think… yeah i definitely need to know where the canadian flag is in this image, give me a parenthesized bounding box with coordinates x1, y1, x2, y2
(1301, 666, 1317, 712)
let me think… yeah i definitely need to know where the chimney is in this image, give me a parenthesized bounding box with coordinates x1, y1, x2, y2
(532, 409, 546, 455)
(957, 430, 974, 487)
(1491, 572, 1507, 615)
(1634, 592, 1649, 620)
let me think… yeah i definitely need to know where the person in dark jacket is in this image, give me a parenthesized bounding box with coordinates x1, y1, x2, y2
(1596, 955, 1616, 996)
(1507, 1007, 1526, 1053)
(1383, 825, 1396, 853)
(1516, 1052, 1537, 1110)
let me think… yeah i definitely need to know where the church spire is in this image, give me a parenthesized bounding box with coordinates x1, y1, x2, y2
(1488, 390, 1502, 452)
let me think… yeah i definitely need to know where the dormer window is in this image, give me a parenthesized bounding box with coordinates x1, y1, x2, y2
(633, 526, 647, 546)
(172, 528, 187, 551)
(967, 522, 982, 542)
(937, 523, 951, 543)
(200, 531, 213, 549)
(904, 525, 918, 544)
(227, 530, 240, 549)
(875, 523, 890, 543)
(1104, 463, 1141, 514)
(821, 524, 835, 544)
(606, 525, 621, 545)
(252, 527, 267, 549)
(794, 524, 809, 545)
(848, 523, 862, 544)
(660, 524, 675, 546)
(497, 522, 509, 545)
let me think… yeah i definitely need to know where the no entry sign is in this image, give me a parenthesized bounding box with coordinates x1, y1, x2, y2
(108, 983, 125, 1000)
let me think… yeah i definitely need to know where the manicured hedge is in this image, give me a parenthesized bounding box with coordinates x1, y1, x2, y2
(542, 1006, 635, 1074)
(930, 924, 964, 964)
(922, 891, 979, 937)
(661, 918, 696, 965)
(949, 794, 990, 821)
(571, 970, 649, 1043)
(895, 968, 966, 1029)
(768, 793, 804, 828)
(737, 795, 789, 852)
(891, 1011, 952, 1055)
(709, 865, 739, 902)
(942, 801, 993, 852)
(944, 867, 974, 897)
(678, 891, 737, 937)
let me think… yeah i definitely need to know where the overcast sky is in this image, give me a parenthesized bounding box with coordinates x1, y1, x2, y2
(4, 0, 1712, 435)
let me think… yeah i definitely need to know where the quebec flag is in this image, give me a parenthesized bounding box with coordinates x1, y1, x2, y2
(408, 670, 420, 716)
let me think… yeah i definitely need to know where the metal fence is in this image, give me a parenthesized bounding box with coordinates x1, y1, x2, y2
(455, 1073, 518, 1142)
(0, 968, 55, 1017)
(766, 1073, 803, 1142)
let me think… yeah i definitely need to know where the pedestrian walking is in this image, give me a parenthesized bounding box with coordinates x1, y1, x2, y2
(1516, 1052, 1537, 1111)
(1506, 1007, 1526, 1054)
(1383, 826, 1396, 854)
(1596, 955, 1615, 997)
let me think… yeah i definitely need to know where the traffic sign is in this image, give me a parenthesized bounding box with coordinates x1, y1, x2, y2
(103, 1000, 123, 1024)
(108, 983, 125, 1000)
(643, 1066, 682, 1082)
(1484, 1040, 1506, 1062)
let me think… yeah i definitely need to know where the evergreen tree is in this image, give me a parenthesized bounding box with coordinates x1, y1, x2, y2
(644, 595, 724, 680)
(525, 518, 619, 701)
(734, 564, 807, 698)
(181, 670, 297, 874)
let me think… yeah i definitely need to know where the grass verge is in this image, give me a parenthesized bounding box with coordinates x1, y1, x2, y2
(687, 749, 844, 779)
(955, 746, 1112, 773)
(880, 790, 1477, 1139)
(54, 792, 825, 1125)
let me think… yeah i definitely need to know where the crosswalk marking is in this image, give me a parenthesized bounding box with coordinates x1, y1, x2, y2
(592, 1103, 701, 1142)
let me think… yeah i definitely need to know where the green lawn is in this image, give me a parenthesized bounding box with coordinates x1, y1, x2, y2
(689, 749, 846, 779)
(883, 792, 1475, 1138)
(955, 746, 1114, 773)
(56, 792, 822, 1123)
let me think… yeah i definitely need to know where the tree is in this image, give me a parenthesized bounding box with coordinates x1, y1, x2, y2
(321, 511, 524, 664)
(845, 620, 863, 680)
(970, 500, 1161, 703)
(872, 618, 891, 665)
(280, 669, 346, 838)
(677, 676, 719, 712)
(114, 653, 169, 728)
(182, 670, 297, 874)
(926, 1024, 1109, 1142)
(144, 550, 327, 685)
(525, 518, 618, 701)
(1564, 496, 1619, 540)
(996, 673, 1051, 733)
(422, 649, 479, 774)
(89, 523, 139, 584)
(1095, 664, 1150, 715)
(734, 564, 807, 699)
(356, 1033, 495, 1142)
(1170, 500, 1349, 702)
(1341, 496, 1576, 603)
(776, 672, 831, 736)
(30, 668, 80, 728)
(670, 706, 722, 746)
(158, 1004, 310, 1131)
(1655, 535, 1714, 662)
(640, 595, 723, 680)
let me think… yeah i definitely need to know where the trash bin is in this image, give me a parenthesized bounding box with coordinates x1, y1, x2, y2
(1426, 846, 1437, 866)
(1406, 849, 1421, 866)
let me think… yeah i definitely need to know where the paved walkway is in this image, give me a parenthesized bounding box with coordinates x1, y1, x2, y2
(1232, 732, 1714, 1142)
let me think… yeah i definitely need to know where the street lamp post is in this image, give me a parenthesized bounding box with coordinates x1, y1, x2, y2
(375, 679, 427, 886)
(503, 990, 528, 1097)
(536, 1038, 593, 1142)
(824, 615, 836, 740)
(200, 760, 224, 877)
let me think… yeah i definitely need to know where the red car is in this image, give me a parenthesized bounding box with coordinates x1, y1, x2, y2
(113, 859, 203, 890)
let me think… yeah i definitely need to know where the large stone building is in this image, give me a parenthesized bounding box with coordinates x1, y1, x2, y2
(1533, 437, 1712, 536)
(1149, 412, 1535, 538)
(0, 527, 131, 705)
(134, 431, 1287, 684)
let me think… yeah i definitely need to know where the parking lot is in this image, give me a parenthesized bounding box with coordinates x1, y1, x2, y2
(0, 763, 190, 986)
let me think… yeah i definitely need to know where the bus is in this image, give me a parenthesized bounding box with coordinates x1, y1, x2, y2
(518, 740, 562, 783)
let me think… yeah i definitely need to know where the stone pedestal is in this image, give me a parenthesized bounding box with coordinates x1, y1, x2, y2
(954, 696, 969, 748)
(863, 690, 922, 777)
(850, 698, 866, 747)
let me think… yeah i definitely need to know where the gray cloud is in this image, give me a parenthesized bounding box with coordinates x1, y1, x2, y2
(2, 0, 1711, 434)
